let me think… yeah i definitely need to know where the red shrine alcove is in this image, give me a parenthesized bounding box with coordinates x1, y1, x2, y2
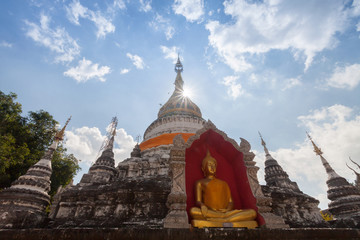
(185, 129, 265, 226)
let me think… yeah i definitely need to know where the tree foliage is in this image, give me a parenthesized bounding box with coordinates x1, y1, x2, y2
(0, 91, 80, 195)
(50, 144, 80, 196)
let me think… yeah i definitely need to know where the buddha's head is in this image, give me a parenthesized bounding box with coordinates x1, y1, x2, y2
(202, 150, 217, 177)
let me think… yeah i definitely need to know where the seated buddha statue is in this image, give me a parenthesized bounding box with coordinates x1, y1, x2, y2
(190, 150, 258, 228)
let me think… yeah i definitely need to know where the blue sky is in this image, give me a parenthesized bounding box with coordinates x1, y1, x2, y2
(1, 0, 360, 210)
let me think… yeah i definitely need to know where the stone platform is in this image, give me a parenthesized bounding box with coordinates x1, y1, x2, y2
(0, 228, 359, 240)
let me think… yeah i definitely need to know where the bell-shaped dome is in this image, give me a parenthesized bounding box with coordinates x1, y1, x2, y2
(141, 57, 205, 150)
(157, 58, 202, 118)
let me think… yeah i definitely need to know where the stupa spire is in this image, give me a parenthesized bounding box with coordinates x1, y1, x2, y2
(43, 116, 72, 155)
(307, 132, 360, 220)
(174, 55, 184, 92)
(306, 132, 340, 180)
(259, 134, 325, 227)
(12, 116, 71, 192)
(174, 54, 183, 73)
(259, 131, 270, 156)
(306, 132, 323, 156)
(156, 56, 202, 119)
(0, 117, 71, 228)
(103, 116, 118, 151)
(259, 133, 301, 192)
(55, 116, 71, 141)
(140, 56, 206, 150)
(80, 117, 117, 184)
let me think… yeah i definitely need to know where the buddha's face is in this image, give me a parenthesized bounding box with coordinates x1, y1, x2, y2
(203, 159, 217, 176)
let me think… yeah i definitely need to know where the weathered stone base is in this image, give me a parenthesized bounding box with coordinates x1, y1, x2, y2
(0, 228, 359, 240)
(163, 210, 189, 229)
(262, 186, 327, 228)
(0, 188, 50, 229)
(51, 176, 171, 228)
(329, 216, 360, 228)
(0, 207, 47, 229)
(260, 212, 289, 229)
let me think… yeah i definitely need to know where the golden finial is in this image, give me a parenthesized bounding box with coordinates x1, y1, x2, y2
(55, 116, 71, 141)
(259, 131, 270, 155)
(306, 132, 323, 156)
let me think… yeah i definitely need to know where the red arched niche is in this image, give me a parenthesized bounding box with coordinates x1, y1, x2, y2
(185, 129, 265, 226)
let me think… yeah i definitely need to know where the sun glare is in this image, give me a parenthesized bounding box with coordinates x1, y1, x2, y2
(182, 87, 193, 98)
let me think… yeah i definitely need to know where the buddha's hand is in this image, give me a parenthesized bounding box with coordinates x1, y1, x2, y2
(200, 204, 208, 217)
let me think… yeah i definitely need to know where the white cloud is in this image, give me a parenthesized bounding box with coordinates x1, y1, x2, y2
(255, 104, 360, 209)
(0, 41, 13, 48)
(221, 75, 245, 99)
(206, 0, 354, 72)
(107, 0, 126, 16)
(354, 0, 360, 34)
(120, 68, 130, 74)
(64, 126, 136, 166)
(113, 128, 137, 163)
(160, 45, 180, 63)
(282, 77, 301, 91)
(66, 0, 87, 25)
(353, 0, 360, 16)
(90, 11, 116, 38)
(113, 0, 126, 10)
(126, 53, 145, 69)
(326, 64, 360, 90)
(172, 0, 204, 22)
(165, 27, 175, 40)
(149, 14, 175, 40)
(66, 0, 115, 38)
(139, 0, 152, 12)
(298, 104, 354, 129)
(25, 14, 80, 63)
(64, 57, 111, 82)
(65, 127, 105, 164)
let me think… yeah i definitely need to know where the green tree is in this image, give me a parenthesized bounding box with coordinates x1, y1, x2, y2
(0, 91, 30, 187)
(0, 91, 80, 195)
(27, 110, 58, 158)
(50, 144, 80, 196)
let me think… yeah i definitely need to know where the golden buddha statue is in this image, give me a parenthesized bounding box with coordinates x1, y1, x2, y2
(190, 151, 258, 228)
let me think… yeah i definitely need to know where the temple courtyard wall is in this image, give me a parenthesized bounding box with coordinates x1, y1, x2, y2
(0, 227, 359, 240)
